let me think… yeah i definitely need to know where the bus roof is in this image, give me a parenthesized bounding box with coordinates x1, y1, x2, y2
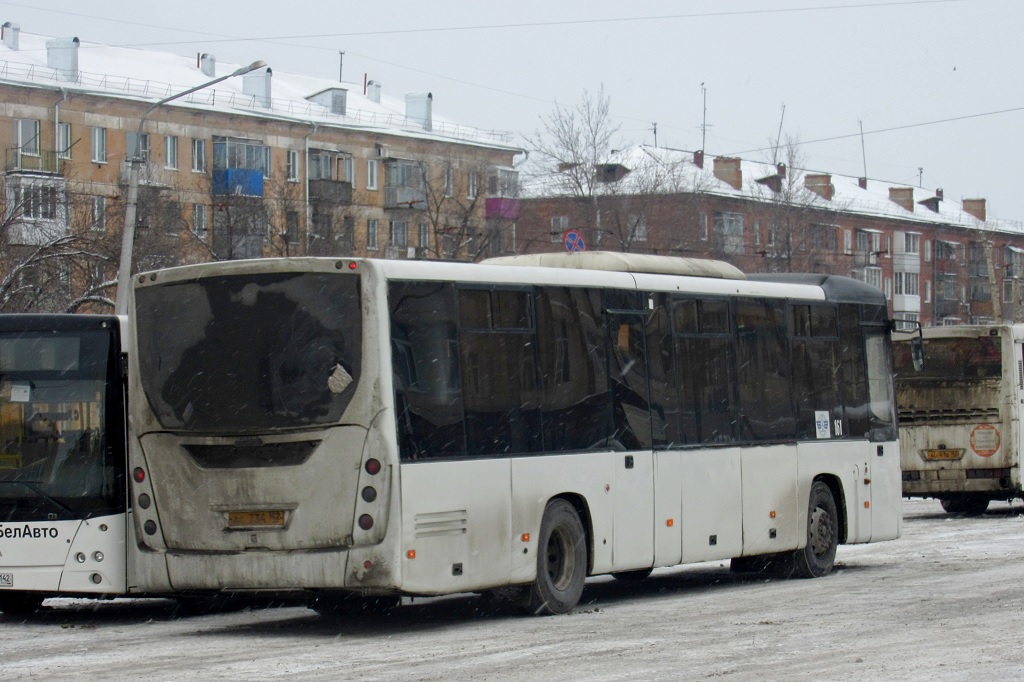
(482, 252, 745, 280)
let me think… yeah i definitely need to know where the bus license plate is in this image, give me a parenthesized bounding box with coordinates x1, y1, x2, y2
(227, 510, 286, 528)
(0, 573, 12, 587)
(925, 449, 964, 461)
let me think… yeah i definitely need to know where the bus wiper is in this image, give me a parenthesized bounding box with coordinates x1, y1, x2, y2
(0, 480, 81, 517)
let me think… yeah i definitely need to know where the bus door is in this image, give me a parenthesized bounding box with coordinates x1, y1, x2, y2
(607, 308, 655, 571)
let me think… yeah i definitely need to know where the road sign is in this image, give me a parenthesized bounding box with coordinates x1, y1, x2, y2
(564, 229, 586, 253)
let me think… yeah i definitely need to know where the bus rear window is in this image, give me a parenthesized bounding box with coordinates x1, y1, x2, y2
(894, 336, 1001, 381)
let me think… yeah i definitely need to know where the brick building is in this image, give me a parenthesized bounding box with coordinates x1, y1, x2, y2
(516, 145, 1024, 328)
(0, 22, 523, 312)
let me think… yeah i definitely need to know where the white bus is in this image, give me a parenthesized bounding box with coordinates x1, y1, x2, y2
(126, 253, 902, 615)
(0, 314, 131, 614)
(894, 324, 1022, 514)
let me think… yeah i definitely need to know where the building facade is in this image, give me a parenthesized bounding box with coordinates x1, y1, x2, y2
(0, 23, 523, 312)
(516, 147, 1024, 328)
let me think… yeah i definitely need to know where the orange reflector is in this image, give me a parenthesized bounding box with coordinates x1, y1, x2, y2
(770, 510, 776, 519)
(521, 533, 530, 543)
(864, 501, 870, 508)
(407, 549, 416, 559)
(666, 519, 674, 527)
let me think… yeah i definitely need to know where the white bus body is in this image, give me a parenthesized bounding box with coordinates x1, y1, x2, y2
(128, 254, 902, 614)
(894, 324, 1023, 514)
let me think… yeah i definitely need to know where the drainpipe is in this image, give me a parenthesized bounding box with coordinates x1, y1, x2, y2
(54, 88, 68, 164)
(304, 121, 318, 255)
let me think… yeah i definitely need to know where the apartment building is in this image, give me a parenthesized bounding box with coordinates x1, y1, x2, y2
(516, 146, 1024, 328)
(0, 23, 523, 312)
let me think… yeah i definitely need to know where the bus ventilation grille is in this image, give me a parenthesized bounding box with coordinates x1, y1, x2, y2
(897, 408, 1000, 425)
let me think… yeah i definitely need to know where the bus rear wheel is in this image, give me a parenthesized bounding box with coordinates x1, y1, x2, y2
(791, 481, 839, 579)
(525, 499, 587, 615)
(940, 495, 990, 515)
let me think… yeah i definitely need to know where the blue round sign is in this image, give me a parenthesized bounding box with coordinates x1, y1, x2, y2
(563, 229, 586, 253)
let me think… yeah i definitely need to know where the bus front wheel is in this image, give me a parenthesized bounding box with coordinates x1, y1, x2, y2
(791, 481, 839, 579)
(525, 499, 587, 615)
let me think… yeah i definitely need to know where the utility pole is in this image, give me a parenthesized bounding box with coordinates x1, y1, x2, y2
(700, 83, 708, 152)
(651, 122, 658, 148)
(339, 51, 345, 81)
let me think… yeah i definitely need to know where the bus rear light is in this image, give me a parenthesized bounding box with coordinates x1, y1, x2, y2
(90, 574, 102, 585)
(133, 467, 145, 483)
(138, 493, 151, 509)
(361, 486, 377, 503)
(143, 520, 157, 535)
(348, 262, 358, 270)
(363, 560, 373, 570)
(75, 552, 86, 563)
(365, 459, 381, 475)
(93, 551, 104, 563)
(358, 514, 374, 530)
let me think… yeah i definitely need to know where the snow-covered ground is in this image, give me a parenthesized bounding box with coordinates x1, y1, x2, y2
(3, 498, 1023, 681)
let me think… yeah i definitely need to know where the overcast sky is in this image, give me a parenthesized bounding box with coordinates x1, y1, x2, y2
(5, 0, 1024, 221)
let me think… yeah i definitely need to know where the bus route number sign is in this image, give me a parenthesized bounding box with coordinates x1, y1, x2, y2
(564, 230, 586, 253)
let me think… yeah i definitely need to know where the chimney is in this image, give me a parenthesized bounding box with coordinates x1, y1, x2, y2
(713, 156, 742, 189)
(242, 66, 272, 107)
(918, 188, 943, 213)
(858, 177, 867, 189)
(2, 22, 19, 50)
(405, 92, 433, 132)
(805, 173, 835, 201)
(776, 163, 786, 178)
(888, 186, 915, 212)
(936, 187, 944, 200)
(693, 150, 704, 169)
(199, 53, 216, 78)
(46, 37, 80, 82)
(963, 198, 987, 222)
(367, 80, 381, 103)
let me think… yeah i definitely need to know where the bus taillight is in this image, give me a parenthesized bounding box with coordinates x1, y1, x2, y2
(358, 514, 374, 530)
(365, 459, 381, 475)
(133, 467, 145, 483)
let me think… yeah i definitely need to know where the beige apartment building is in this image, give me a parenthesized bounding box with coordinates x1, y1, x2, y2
(0, 23, 523, 312)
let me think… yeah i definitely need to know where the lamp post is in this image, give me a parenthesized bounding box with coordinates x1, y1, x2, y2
(114, 59, 267, 314)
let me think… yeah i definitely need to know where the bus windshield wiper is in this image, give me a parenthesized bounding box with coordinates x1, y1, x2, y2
(0, 480, 82, 517)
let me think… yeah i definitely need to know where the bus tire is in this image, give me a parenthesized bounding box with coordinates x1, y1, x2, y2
(526, 499, 587, 615)
(940, 495, 989, 515)
(791, 481, 839, 579)
(0, 592, 44, 616)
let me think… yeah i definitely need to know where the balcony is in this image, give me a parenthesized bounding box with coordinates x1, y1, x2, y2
(384, 186, 426, 210)
(309, 179, 352, 205)
(213, 168, 264, 197)
(6, 149, 66, 175)
(486, 197, 520, 220)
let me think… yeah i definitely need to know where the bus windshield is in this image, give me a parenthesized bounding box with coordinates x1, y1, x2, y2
(894, 336, 1001, 382)
(0, 329, 124, 521)
(135, 272, 362, 433)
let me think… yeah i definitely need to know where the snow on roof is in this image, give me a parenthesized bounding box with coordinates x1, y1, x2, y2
(523, 144, 1024, 237)
(0, 27, 519, 151)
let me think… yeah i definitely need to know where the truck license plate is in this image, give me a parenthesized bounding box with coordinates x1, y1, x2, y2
(227, 510, 286, 528)
(0, 573, 13, 587)
(925, 449, 964, 461)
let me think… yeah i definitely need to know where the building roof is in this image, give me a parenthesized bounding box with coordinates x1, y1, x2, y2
(0, 24, 520, 152)
(523, 144, 1024, 238)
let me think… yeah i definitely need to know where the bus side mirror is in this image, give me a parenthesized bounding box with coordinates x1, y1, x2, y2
(911, 336, 925, 372)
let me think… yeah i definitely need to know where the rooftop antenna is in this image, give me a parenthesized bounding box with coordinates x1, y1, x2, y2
(772, 103, 786, 164)
(918, 167, 924, 188)
(859, 120, 868, 179)
(339, 50, 345, 81)
(651, 122, 658, 148)
(700, 83, 709, 152)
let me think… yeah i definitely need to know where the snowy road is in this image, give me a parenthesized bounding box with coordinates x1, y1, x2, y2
(3, 498, 1024, 681)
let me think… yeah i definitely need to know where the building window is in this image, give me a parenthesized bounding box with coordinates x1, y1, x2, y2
(894, 272, 919, 296)
(418, 222, 429, 248)
(57, 123, 71, 159)
(284, 210, 300, 244)
(340, 155, 355, 184)
(17, 119, 39, 155)
(310, 150, 333, 180)
(126, 132, 150, 161)
(212, 136, 266, 172)
(164, 136, 178, 170)
(91, 127, 107, 163)
(193, 204, 208, 238)
(925, 280, 932, 303)
(14, 183, 59, 220)
(390, 220, 408, 247)
(629, 213, 647, 242)
(468, 172, 478, 199)
(286, 150, 299, 182)
(367, 159, 379, 190)
(444, 164, 454, 197)
(551, 216, 568, 242)
(192, 139, 206, 173)
(367, 218, 379, 250)
(712, 211, 744, 255)
(91, 196, 105, 231)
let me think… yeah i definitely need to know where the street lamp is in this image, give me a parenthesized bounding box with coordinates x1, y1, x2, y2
(114, 59, 267, 314)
